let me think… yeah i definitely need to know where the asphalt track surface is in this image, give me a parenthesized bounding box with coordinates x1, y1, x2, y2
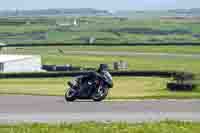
(0, 95, 200, 124)
(62, 51, 200, 59)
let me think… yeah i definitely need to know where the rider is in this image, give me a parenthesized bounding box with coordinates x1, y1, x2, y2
(96, 64, 113, 87)
(79, 64, 113, 93)
(89, 64, 112, 84)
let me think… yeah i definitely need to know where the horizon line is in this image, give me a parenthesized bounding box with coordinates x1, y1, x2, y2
(0, 7, 200, 12)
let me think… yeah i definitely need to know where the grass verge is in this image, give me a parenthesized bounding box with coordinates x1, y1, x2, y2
(0, 77, 199, 99)
(41, 55, 200, 74)
(3, 46, 200, 74)
(0, 121, 200, 133)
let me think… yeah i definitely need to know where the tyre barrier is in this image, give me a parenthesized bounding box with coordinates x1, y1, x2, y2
(0, 70, 193, 79)
(167, 82, 197, 91)
(42, 65, 81, 71)
(0, 72, 88, 79)
(110, 71, 176, 78)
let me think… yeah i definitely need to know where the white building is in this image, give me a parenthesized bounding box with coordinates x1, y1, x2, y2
(73, 19, 78, 26)
(0, 42, 6, 46)
(0, 55, 42, 72)
(0, 42, 7, 54)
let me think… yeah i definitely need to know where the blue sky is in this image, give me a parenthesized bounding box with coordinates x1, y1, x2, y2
(0, 0, 200, 11)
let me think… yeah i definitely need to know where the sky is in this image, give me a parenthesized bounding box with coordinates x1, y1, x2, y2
(0, 0, 200, 11)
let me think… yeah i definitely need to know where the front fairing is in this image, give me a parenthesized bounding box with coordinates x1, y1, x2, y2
(102, 71, 113, 88)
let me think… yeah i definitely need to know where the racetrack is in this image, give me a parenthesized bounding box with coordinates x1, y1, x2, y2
(0, 95, 200, 123)
(61, 51, 200, 59)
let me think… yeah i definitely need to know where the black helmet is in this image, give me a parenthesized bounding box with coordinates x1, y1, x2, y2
(98, 64, 109, 72)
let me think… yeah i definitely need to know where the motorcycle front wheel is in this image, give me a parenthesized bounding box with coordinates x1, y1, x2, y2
(92, 86, 109, 102)
(65, 88, 76, 102)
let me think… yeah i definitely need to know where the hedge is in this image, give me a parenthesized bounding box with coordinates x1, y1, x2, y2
(4, 42, 200, 47)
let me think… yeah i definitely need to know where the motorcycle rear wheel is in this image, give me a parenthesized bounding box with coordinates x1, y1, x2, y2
(65, 88, 76, 102)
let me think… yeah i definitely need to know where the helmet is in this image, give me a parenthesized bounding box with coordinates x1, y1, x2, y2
(98, 64, 109, 73)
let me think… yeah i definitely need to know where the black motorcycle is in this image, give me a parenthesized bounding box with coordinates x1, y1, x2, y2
(65, 71, 113, 102)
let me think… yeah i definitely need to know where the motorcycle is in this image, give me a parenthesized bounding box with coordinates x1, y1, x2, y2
(65, 71, 113, 102)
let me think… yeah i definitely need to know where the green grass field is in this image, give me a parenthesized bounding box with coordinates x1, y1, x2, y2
(1, 16, 200, 44)
(1, 121, 200, 133)
(0, 24, 49, 33)
(0, 77, 199, 99)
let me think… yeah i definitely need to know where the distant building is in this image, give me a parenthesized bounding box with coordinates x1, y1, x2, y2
(0, 42, 6, 49)
(89, 37, 96, 44)
(26, 21, 31, 25)
(0, 42, 7, 53)
(73, 19, 78, 26)
(0, 42, 6, 46)
(0, 55, 42, 72)
(56, 19, 79, 27)
(56, 23, 71, 27)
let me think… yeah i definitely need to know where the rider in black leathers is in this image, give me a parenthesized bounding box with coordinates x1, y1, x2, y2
(79, 64, 113, 94)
